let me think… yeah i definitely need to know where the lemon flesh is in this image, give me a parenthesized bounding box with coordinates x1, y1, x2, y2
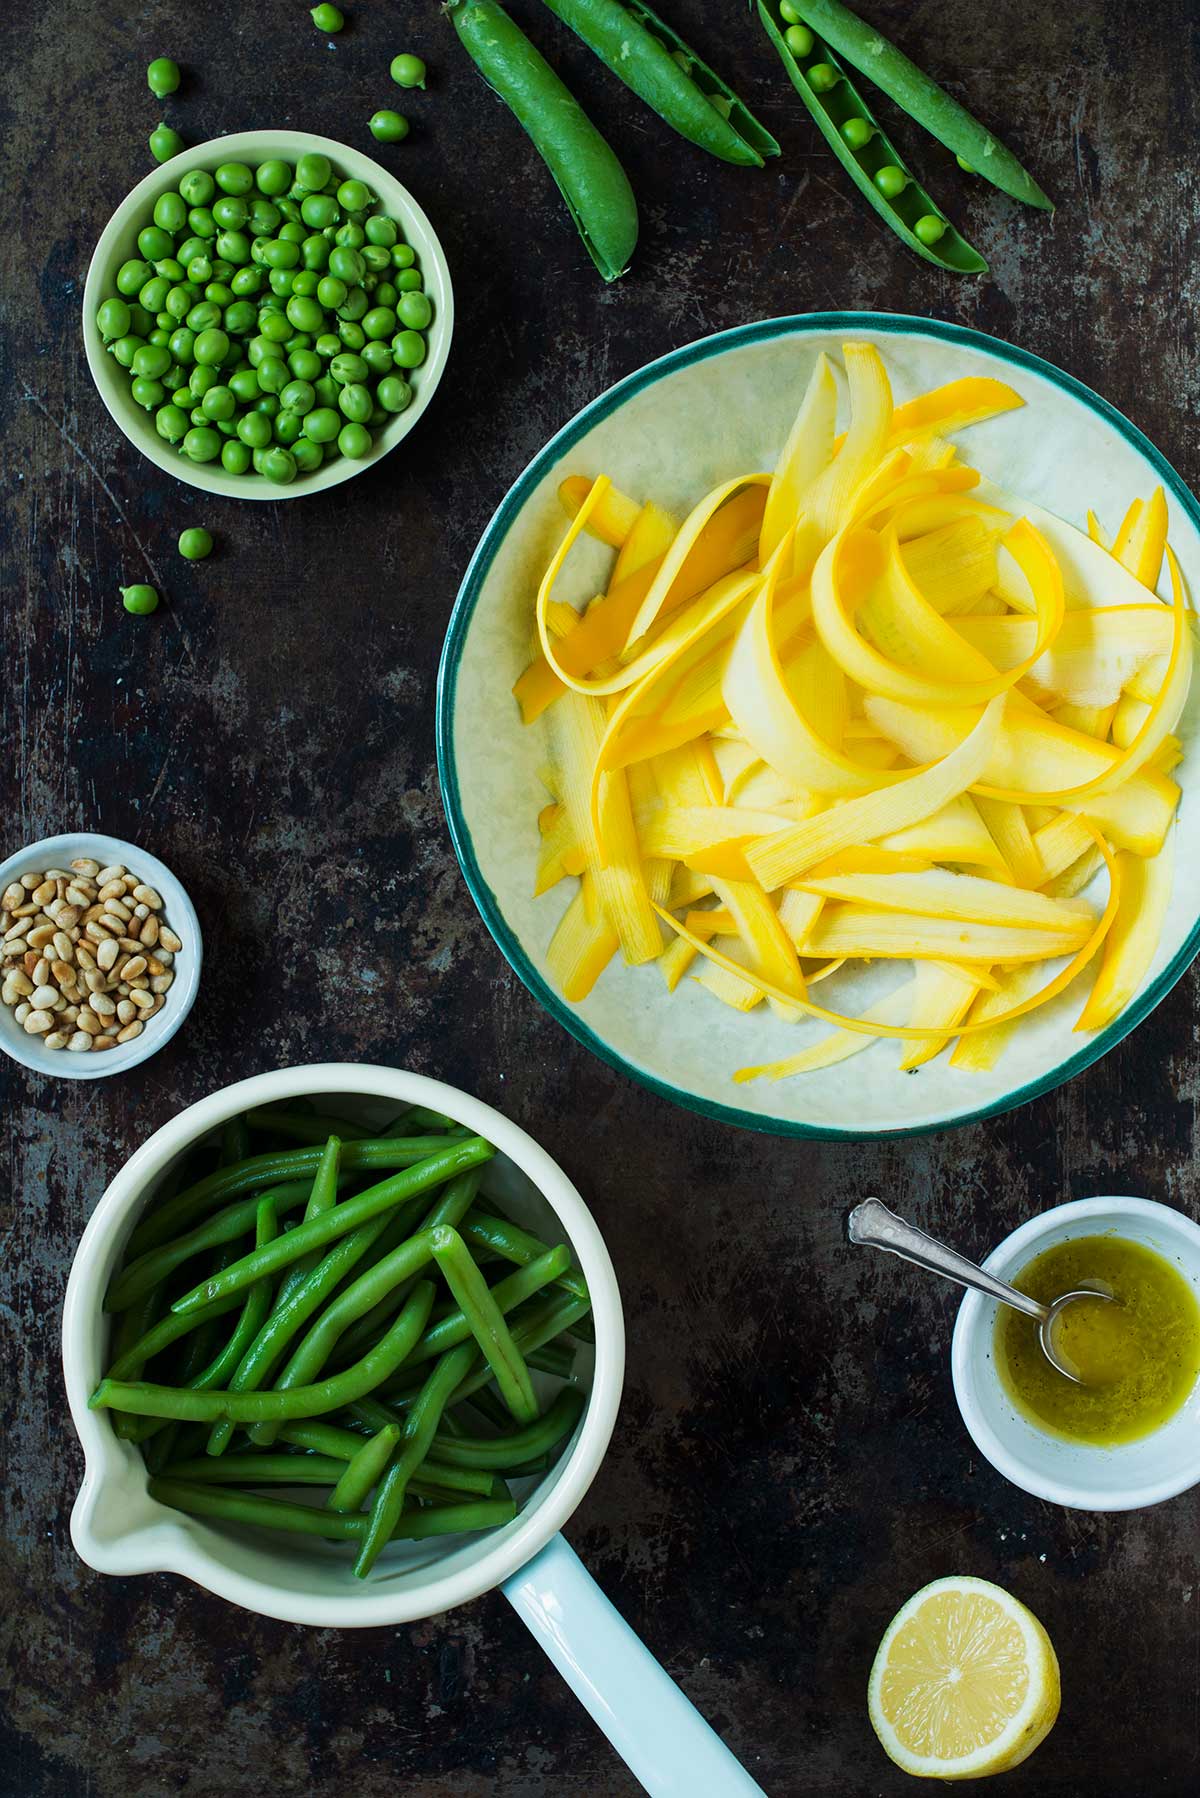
(868, 1576, 1060, 1780)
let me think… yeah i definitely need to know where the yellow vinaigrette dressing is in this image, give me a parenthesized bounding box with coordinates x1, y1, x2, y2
(995, 1235, 1200, 1446)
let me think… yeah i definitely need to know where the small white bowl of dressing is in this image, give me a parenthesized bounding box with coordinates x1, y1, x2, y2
(951, 1195, 1200, 1511)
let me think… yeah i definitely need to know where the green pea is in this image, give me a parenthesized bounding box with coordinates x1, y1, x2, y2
(390, 242, 415, 270)
(361, 340, 393, 375)
(149, 123, 185, 163)
(230, 266, 263, 298)
(914, 214, 947, 245)
(130, 375, 166, 409)
(334, 221, 366, 252)
(111, 334, 143, 368)
(168, 326, 196, 364)
(807, 62, 838, 93)
(155, 403, 190, 442)
(201, 385, 236, 421)
(301, 234, 331, 272)
(395, 268, 423, 292)
(116, 258, 153, 296)
(253, 393, 280, 419)
(314, 332, 341, 360)
(373, 280, 398, 309)
(147, 56, 181, 98)
(132, 342, 172, 379)
(138, 225, 175, 262)
(215, 161, 254, 197)
(841, 117, 873, 151)
(264, 238, 300, 270)
(193, 327, 230, 366)
(329, 351, 368, 386)
(278, 221, 308, 248)
(287, 347, 323, 382)
(369, 110, 410, 144)
(139, 274, 170, 310)
(337, 382, 372, 424)
(262, 446, 297, 484)
(291, 270, 320, 297)
(291, 436, 324, 474)
(276, 196, 303, 225)
(121, 583, 159, 615)
(237, 410, 272, 448)
(185, 300, 220, 332)
(187, 207, 217, 240)
(180, 170, 214, 207)
(154, 191, 188, 234)
(956, 155, 976, 174)
(310, 3, 344, 30)
(228, 367, 261, 403)
(361, 243, 392, 273)
(171, 384, 192, 407)
(312, 275, 344, 312)
(328, 245, 365, 285)
(248, 335, 286, 366)
(389, 53, 426, 88)
(186, 254, 214, 284)
(279, 379, 314, 416)
(260, 310, 293, 343)
(212, 198, 249, 234)
(301, 405, 341, 443)
(189, 364, 220, 396)
(337, 421, 372, 460)
(338, 286, 369, 324)
(874, 164, 907, 199)
(257, 356, 289, 394)
(273, 410, 304, 446)
(360, 305, 395, 341)
(336, 318, 366, 351)
(376, 374, 412, 413)
(249, 200, 283, 239)
(147, 327, 170, 347)
(285, 295, 325, 334)
(785, 23, 815, 57)
(397, 291, 431, 331)
(220, 438, 251, 474)
(391, 329, 426, 369)
(364, 217, 398, 251)
(313, 374, 340, 406)
(779, 0, 802, 18)
(162, 285, 189, 321)
(178, 527, 214, 560)
(301, 193, 339, 231)
(220, 301, 253, 337)
(268, 267, 297, 298)
(216, 230, 252, 267)
(296, 152, 332, 193)
(97, 297, 132, 340)
(255, 159, 292, 197)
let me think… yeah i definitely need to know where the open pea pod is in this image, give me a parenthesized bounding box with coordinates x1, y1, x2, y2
(539, 0, 778, 167)
(756, 0, 986, 275)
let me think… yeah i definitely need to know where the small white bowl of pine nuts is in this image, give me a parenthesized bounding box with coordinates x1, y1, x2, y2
(0, 833, 201, 1080)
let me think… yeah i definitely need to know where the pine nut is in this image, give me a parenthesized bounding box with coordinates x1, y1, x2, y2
(68, 1032, 93, 1052)
(159, 926, 182, 953)
(63, 1004, 80, 1022)
(150, 971, 174, 994)
(96, 939, 120, 971)
(121, 955, 148, 982)
(44, 1031, 69, 1050)
(27, 924, 56, 949)
(52, 931, 74, 962)
(75, 943, 97, 970)
(30, 984, 59, 1008)
(117, 999, 137, 1024)
(2, 884, 23, 909)
(104, 898, 132, 922)
(2, 971, 32, 1000)
(12, 902, 38, 917)
(33, 957, 50, 986)
(76, 1010, 101, 1035)
(19, 874, 39, 891)
(93, 1034, 116, 1050)
(54, 904, 81, 930)
(23, 1009, 53, 1033)
(22, 951, 39, 977)
(65, 884, 92, 908)
(116, 1021, 143, 1043)
(51, 961, 74, 986)
(139, 915, 160, 947)
(3, 920, 29, 942)
(96, 864, 126, 885)
(91, 992, 116, 1017)
(14, 1002, 30, 1024)
(31, 879, 56, 906)
(130, 987, 155, 1010)
(133, 884, 163, 909)
(71, 858, 100, 877)
(118, 937, 140, 953)
(83, 970, 106, 994)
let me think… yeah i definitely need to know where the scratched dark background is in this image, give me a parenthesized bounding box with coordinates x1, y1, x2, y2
(2, 1, 1198, 1793)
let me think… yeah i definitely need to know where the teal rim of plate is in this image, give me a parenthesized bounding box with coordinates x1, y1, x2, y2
(437, 310, 1200, 1140)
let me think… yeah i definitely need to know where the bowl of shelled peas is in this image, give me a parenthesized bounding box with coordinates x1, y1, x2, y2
(83, 130, 454, 499)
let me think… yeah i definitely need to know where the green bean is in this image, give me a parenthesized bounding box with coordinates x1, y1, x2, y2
(143, 1421, 182, 1475)
(755, 2, 986, 275)
(327, 1423, 400, 1511)
(90, 1280, 437, 1423)
(448, 0, 638, 283)
(285, 1411, 496, 1498)
(109, 1179, 319, 1313)
(127, 1136, 463, 1255)
(527, 1340, 576, 1379)
(147, 1478, 517, 1546)
(354, 1341, 478, 1577)
(392, 1103, 466, 1132)
(539, 0, 777, 167)
(789, 0, 1051, 209)
(461, 1212, 588, 1304)
(277, 1419, 365, 1460)
(401, 1244, 570, 1370)
(166, 1453, 349, 1486)
(330, 1169, 485, 1367)
(441, 1291, 592, 1409)
(165, 1139, 493, 1315)
(243, 1107, 371, 1143)
(220, 1114, 251, 1165)
(425, 1229, 539, 1420)
(188, 1196, 280, 1389)
(429, 1386, 586, 1468)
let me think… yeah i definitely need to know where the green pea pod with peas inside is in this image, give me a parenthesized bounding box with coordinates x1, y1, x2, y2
(537, 0, 778, 166)
(447, 0, 638, 282)
(789, 0, 1052, 210)
(756, 1, 986, 275)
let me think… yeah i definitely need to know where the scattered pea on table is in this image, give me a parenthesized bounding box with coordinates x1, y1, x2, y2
(146, 57, 180, 98)
(178, 528, 214, 561)
(369, 110, 410, 143)
(310, 3, 344, 31)
(121, 584, 160, 615)
(389, 53, 426, 88)
(149, 123, 186, 163)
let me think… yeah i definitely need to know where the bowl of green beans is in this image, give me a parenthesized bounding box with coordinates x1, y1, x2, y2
(82, 131, 454, 500)
(64, 1064, 622, 1625)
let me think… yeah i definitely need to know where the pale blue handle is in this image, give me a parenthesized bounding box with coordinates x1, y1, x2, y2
(503, 1533, 767, 1797)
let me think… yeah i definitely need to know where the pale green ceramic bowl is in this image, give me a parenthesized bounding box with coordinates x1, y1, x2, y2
(438, 314, 1200, 1139)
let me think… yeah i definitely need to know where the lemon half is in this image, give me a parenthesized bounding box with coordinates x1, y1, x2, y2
(868, 1575, 1060, 1781)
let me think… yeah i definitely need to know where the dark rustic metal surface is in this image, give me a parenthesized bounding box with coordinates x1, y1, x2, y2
(2, 1, 1199, 1793)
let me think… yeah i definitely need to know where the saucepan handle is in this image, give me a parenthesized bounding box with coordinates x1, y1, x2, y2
(503, 1532, 767, 1797)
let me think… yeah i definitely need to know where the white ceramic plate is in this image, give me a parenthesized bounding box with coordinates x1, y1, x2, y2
(437, 314, 1200, 1139)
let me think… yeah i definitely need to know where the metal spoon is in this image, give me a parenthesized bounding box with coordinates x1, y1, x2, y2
(847, 1197, 1117, 1385)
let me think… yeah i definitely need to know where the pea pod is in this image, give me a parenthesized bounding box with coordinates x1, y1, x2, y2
(790, 0, 1051, 210)
(448, 0, 638, 282)
(756, 1, 986, 275)
(538, 0, 778, 167)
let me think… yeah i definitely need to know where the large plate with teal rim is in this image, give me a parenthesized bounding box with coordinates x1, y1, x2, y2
(437, 313, 1200, 1139)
